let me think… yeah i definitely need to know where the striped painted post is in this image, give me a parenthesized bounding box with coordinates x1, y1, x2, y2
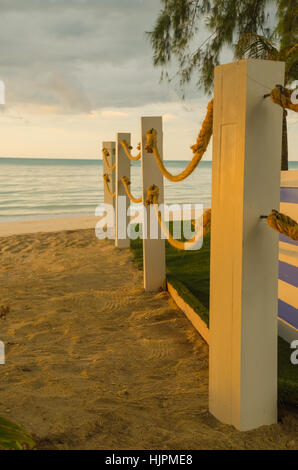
(278, 170, 298, 343)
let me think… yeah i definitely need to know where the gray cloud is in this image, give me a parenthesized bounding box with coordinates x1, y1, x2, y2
(0, 0, 194, 113)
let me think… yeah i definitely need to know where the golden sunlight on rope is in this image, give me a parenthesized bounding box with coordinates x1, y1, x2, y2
(102, 148, 116, 171)
(121, 176, 142, 203)
(144, 100, 213, 182)
(267, 209, 298, 241)
(145, 184, 208, 251)
(120, 141, 141, 161)
(103, 173, 116, 199)
(192, 208, 212, 236)
(270, 86, 298, 113)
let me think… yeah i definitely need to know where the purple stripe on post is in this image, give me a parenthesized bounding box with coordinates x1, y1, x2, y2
(278, 299, 298, 329)
(280, 187, 298, 204)
(279, 261, 298, 288)
(279, 233, 298, 246)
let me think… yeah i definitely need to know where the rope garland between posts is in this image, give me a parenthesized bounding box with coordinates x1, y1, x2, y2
(145, 184, 211, 251)
(263, 86, 298, 240)
(121, 176, 142, 204)
(144, 100, 213, 182)
(103, 83, 298, 244)
(120, 141, 141, 161)
(266, 209, 298, 241)
(102, 148, 116, 172)
(103, 173, 116, 199)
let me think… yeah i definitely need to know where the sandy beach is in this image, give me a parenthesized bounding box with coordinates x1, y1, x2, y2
(0, 218, 297, 450)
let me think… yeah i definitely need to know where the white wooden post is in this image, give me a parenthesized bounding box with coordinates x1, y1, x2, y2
(115, 133, 131, 248)
(209, 59, 285, 431)
(141, 117, 166, 292)
(102, 141, 116, 211)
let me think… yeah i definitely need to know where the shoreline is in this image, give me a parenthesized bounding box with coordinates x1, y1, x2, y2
(0, 215, 100, 238)
(0, 209, 209, 238)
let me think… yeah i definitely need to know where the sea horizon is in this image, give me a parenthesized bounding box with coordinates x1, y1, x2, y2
(1, 157, 297, 223)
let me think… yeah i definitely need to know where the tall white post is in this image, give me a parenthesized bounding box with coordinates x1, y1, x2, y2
(115, 133, 131, 248)
(102, 141, 116, 212)
(141, 117, 166, 292)
(209, 59, 285, 431)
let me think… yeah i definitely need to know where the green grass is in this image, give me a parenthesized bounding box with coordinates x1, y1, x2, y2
(130, 223, 211, 326)
(130, 225, 298, 407)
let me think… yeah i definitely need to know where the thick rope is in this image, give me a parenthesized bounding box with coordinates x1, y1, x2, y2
(267, 209, 298, 241)
(145, 184, 207, 251)
(145, 100, 213, 182)
(120, 141, 141, 161)
(103, 173, 116, 199)
(144, 184, 160, 207)
(121, 176, 142, 203)
(192, 208, 211, 236)
(286, 43, 298, 59)
(270, 86, 298, 113)
(102, 148, 116, 171)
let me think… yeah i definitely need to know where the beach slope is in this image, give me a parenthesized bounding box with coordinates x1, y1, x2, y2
(0, 224, 297, 449)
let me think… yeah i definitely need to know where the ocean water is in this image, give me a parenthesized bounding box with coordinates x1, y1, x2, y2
(0, 158, 297, 222)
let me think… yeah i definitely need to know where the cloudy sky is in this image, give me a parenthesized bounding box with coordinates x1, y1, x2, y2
(0, 0, 297, 160)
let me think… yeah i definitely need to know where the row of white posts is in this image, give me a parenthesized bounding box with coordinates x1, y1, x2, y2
(102, 59, 285, 431)
(104, 118, 166, 291)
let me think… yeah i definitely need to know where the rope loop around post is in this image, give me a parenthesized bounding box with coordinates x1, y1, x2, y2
(102, 148, 116, 171)
(120, 140, 142, 161)
(121, 176, 142, 204)
(145, 184, 159, 207)
(145, 184, 208, 250)
(103, 173, 116, 199)
(269, 85, 298, 113)
(266, 209, 298, 241)
(144, 100, 214, 182)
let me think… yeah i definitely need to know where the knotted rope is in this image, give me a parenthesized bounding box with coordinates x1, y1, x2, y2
(267, 209, 298, 241)
(145, 184, 208, 251)
(103, 173, 116, 199)
(144, 184, 159, 207)
(102, 148, 116, 172)
(120, 141, 141, 161)
(145, 100, 213, 182)
(121, 176, 142, 203)
(269, 86, 298, 113)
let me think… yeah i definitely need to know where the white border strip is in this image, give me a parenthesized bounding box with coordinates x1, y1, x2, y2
(278, 318, 298, 344)
(167, 281, 209, 344)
